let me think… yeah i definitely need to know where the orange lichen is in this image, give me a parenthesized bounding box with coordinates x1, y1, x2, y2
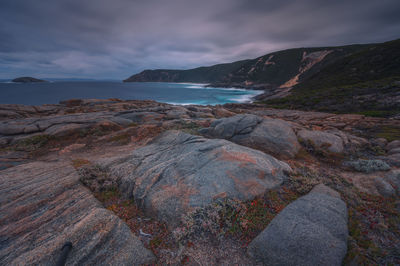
(217, 149, 257, 165)
(151, 179, 199, 211)
(227, 170, 265, 198)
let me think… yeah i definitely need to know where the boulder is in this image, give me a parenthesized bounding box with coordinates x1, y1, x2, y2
(0, 162, 155, 265)
(385, 170, 400, 195)
(386, 140, 400, 151)
(387, 147, 400, 155)
(104, 130, 291, 227)
(297, 129, 344, 153)
(385, 153, 400, 167)
(371, 138, 388, 148)
(247, 184, 348, 266)
(374, 178, 396, 197)
(200, 114, 300, 158)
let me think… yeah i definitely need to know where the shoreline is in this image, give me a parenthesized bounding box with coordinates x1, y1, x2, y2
(0, 81, 263, 106)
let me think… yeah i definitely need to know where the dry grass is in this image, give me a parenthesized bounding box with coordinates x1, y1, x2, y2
(71, 158, 91, 169)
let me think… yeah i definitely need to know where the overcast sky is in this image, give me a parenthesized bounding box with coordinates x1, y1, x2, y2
(1, 0, 399, 79)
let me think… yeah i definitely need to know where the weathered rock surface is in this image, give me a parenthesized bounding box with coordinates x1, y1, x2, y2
(1, 99, 399, 265)
(374, 178, 396, 197)
(0, 112, 113, 136)
(200, 114, 300, 158)
(297, 129, 344, 153)
(0, 162, 155, 265)
(388, 147, 400, 155)
(385, 170, 400, 195)
(103, 130, 292, 227)
(345, 159, 391, 173)
(386, 140, 400, 151)
(247, 184, 348, 266)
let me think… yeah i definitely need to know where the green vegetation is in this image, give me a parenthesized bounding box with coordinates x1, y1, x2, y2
(91, 186, 173, 256)
(175, 172, 317, 244)
(355, 110, 399, 117)
(124, 59, 251, 83)
(371, 125, 400, 142)
(71, 158, 91, 169)
(262, 39, 400, 117)
(295, 39, 400, 90)
(264, 76, 400, 117)
(15, 134, 52, 151)
(110, 133, 131, 144)
(169, 120, 202, 135)
(343, 191, 399, 265)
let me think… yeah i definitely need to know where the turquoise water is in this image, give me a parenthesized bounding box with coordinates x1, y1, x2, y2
(0, 81, 262, 105)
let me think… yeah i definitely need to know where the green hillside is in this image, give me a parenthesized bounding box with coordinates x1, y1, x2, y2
(123, 60, 250, 83)
(124, 44, 368, 86)
(264, 39, 400, 117)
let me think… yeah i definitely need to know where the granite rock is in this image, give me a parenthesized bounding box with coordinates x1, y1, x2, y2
(247, 184, 348, 266)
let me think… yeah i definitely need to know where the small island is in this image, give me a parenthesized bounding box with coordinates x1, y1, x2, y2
(12, 76, 47, 83)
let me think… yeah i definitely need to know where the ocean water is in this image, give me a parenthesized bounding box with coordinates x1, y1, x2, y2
(0, 81, 262, 106)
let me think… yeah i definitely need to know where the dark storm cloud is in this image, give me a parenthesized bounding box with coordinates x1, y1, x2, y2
(0, 0, 399, 79)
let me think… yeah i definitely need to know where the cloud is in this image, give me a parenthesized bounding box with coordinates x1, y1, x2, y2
(0, 0, 399, 79)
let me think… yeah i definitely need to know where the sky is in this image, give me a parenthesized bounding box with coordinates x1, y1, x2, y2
(1, 0, 399, 80)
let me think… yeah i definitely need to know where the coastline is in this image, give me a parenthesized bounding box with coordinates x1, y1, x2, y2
(0, 81, 262, 106)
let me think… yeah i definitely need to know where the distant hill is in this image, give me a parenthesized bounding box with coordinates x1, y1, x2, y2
(125, 38, 400, 117)
(263, 39, 400, 117)
(12, 77, 47, 83)
(124, 43, 371, 88)
(124, 59, 250, 84)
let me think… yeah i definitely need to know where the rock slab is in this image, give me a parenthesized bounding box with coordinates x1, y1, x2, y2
(0, 162, 154, 265)
(247, 184, 348, 266)
(105, 130, 292, 227)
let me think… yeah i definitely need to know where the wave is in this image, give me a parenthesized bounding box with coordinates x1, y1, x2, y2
(186, 85, 204, 89)
(186, 85, 250, 92)
(229, 90, 263, 103)
(165, 101, 207, 106)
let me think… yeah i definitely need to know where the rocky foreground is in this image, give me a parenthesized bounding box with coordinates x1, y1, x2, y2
(0, 99, 399, 265)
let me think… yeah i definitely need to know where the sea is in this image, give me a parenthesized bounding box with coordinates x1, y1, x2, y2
(0, 81, 263, 106)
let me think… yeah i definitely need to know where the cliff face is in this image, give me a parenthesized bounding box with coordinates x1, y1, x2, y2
(124, 43, 370, 87)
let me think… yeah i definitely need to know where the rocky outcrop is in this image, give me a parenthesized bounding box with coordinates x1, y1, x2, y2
(0, 162, 155, 265)
(0, 98, 398, 265)
(247, 184, 348, 266)
(103, 130, 291, 227)
(297, 129, 344, 153)
(0, 105, 190, 145)
(200, 114, 300, 158)
(12, 77, 47, 83)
